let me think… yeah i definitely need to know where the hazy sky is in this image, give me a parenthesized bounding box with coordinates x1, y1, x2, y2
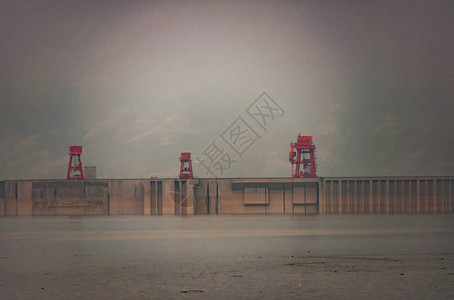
(1, 0, 453, 179)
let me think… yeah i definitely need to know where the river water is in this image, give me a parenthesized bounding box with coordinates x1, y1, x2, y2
(1, 215, 453, 299)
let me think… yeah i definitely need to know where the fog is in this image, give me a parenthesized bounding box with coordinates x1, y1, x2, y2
(1, 0, 453, 179)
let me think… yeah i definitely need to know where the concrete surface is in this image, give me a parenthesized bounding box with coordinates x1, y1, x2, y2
(0, 177, 453, 216)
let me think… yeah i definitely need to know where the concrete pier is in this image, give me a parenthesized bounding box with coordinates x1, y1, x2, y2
(0, 177, 453, 216)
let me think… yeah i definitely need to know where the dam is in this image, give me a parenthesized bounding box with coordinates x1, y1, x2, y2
(1, 176, 453, 216)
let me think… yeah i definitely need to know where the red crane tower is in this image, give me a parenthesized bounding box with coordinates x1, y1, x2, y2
(179, 152, 193, 179)
(67, 145, 85, 180)
(289, 135, 317, 178)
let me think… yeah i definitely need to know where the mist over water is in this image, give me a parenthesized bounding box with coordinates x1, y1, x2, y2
(1, 215, 453, 299)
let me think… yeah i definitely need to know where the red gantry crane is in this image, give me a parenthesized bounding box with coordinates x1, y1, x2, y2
(179, 152, 193, 179)
(289, 135, 317, 178)
(67, 145, 85, 180)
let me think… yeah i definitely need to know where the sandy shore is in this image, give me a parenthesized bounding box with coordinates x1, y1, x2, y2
(1, 215, 453, 299)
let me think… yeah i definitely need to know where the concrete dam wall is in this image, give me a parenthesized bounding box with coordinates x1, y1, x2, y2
(320, 177, 454, 214)
(0, 177, 452, 216)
